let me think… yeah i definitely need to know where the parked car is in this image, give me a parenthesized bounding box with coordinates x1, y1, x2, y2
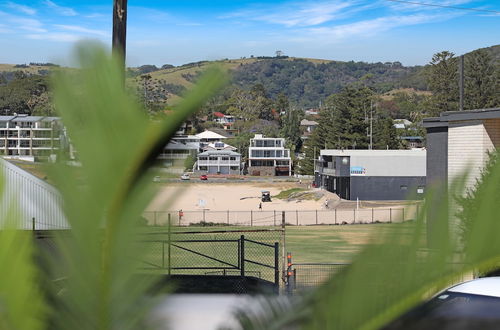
(383, 277, 500, 329)
(180, 173, 190, 180)
(200, 174, 208, 180)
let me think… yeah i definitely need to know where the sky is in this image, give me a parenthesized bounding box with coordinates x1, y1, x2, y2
(0, 0, 499, 67)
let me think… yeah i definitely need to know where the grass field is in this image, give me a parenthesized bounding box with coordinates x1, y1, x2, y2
(144, 223, 405, 270)
(285, 224, 394, 264)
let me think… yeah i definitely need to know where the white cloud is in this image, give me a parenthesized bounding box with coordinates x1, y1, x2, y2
(222, 1, 368, 27)
(10, 17, 46, 32)
(307, 13, 455, 40)
(53, 24, 108, 37)
(5, 1, 36, 15)
(43, 0, 77, 16)
(25, 32, 81, 42)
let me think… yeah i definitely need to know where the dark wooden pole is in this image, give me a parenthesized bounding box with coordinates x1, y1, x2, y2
(112, 0, 127, 76)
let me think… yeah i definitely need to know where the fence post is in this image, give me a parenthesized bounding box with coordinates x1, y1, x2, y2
(167, 213, 171, 276)
(250, 210, 253, 227)
(315, 210, 318, 225)
(32, 217, 35, 231)
(372, 208, 374, 223)
(274, 242, 279, 293)
(227, 210, 230, 225)
(390, 208, 392, 223)
(334, 208, 337, 225)
(353, 209, 356, 224)
(296, 210, 298, 226)
(286, 252, 292, 295)
(240, 235, 245, 277)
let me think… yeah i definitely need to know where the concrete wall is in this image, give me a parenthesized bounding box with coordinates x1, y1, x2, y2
(350, 176, 426, 200)
(448, 119, 500, 193)
(350, 153, 426, 177)
(425, 126, 448, 188)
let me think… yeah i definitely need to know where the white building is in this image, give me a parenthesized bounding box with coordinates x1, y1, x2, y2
(197, 150, 241, 175)
(195, 130, 228, 143)
(0, 115, 63, 161)
(202, 141, 237, 152)
(248, 134, 291, 176)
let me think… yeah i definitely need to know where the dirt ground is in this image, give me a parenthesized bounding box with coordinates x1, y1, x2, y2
(147, 181, 330, 212)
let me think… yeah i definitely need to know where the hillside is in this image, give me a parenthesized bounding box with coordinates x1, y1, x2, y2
(1, 44, 498, 112)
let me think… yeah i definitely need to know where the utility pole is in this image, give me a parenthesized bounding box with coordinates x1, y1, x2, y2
(112, 0, 128, 80)
(459, 55, 464, 111)
(369, 100, 373, 150)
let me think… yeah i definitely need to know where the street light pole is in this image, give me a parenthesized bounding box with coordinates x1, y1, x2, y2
(112, 0, 128, 79)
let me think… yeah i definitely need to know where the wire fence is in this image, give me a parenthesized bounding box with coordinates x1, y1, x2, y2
(143, 205, 421, 227)
(140, 227, 285, 291)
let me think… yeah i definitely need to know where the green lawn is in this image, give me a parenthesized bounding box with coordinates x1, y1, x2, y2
(143, 223, 404, 269)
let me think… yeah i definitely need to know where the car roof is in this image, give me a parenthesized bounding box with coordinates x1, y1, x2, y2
(447, 277, 500, 298)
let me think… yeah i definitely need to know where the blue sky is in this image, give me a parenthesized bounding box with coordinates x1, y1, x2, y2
(0, 0, 499, 66)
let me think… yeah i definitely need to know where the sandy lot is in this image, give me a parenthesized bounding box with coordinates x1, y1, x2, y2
(147, 182, 328, 212)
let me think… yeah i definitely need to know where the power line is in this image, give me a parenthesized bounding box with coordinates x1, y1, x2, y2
(386, 0, 500, 14)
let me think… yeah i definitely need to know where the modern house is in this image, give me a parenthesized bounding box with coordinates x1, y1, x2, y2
(248, 134, 291, 176)
(300, 119, 319, 134)
(314, 149, 426, 200)
(423, 107, 500, 194)
(0, 115, 64, 161)
(196, 150, 241, 175)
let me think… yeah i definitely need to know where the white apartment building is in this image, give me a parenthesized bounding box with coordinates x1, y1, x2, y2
(197, 150, 241, 175)
(0, 115, 63, 161)
(248, 134, 291, 176)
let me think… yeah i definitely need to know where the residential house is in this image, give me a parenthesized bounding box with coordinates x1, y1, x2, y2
(248, 134, 291, 176)
(197, 150, 241, 175)
(0, 114, 64, 161)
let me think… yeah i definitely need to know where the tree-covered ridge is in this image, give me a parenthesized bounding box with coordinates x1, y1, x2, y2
(231, 58, 427, 108)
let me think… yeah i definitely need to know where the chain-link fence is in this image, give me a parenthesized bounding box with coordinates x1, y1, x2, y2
(286, 262, 349, 295)
(141, 227, 284, 292)
(143, 205, 421, 227)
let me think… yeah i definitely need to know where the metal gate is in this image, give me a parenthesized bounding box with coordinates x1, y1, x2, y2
(141, 229, 283, 292)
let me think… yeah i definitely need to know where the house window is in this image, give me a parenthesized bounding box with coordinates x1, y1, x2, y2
(199, 157, 207, 161)
(230, 157, 236, 160)
(221, 157, 229, 161)
(400, 185, 408, 191)
(230, 166, 239, 170)
(209, 157, 218, 161)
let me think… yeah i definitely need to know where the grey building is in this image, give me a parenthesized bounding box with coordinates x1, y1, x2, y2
(423, 107, 500, 247)
(315, 149, 426, 200)
(423, 107, 500, 194)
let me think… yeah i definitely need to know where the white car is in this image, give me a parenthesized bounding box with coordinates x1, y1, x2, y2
(180, 173, 190, 180)
(384, 277, 500, 329)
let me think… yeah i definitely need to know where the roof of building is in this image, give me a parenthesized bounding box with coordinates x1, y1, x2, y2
(300, 119, 319, 126)
(196, 130, 228, 140)
(198, 150, 241, 156)
(320, 149, 426, 157)
(164, 141, 199, 150)
(213, 112, 225, 118)
(394, 118, 412, 125)
(252, 134, 285, 140)
(203, 142, 236, 151)
(0, 115, 62, 123)
(423, 107, 500, 128)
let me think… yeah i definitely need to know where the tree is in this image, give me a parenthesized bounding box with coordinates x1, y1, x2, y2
(0, 75, 52, 115)
(465, 49, 498, 110)
(373, 117, 399, 149)
(280, 108, 302, 152)
(426, 51, 458, 115)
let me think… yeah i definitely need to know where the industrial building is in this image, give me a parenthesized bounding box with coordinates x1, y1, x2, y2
(315, 149, 426, 200)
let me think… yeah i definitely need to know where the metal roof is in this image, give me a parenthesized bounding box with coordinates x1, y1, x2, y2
(320, 149, 426, 157)
(0, 158, 69, 230)
(195, 130, 228, 140)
